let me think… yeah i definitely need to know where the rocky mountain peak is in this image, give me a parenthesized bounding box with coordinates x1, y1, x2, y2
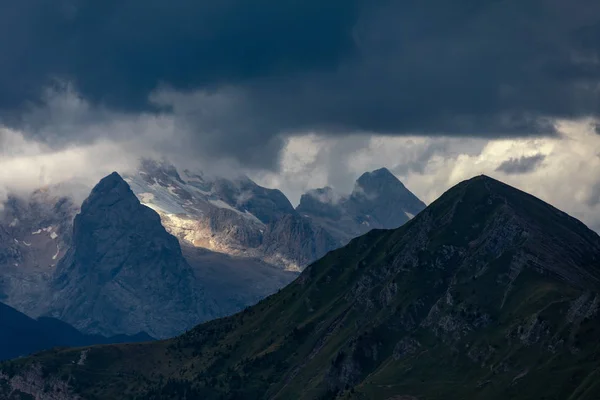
(139, 159, 186, 185)
(423, 174, 600, 290)
(352, 168, 424, 208)
(354, 167, 399, 188)
(81, 171, 136, 210)
(296, 187, 344, 219)
(211, 176, 296, 224)
(48, 172, 205, 338)
(298, 168, 427, 245)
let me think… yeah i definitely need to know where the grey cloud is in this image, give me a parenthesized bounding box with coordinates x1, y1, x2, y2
(0, 0, 360, 111)
(588, 182, 600, 207)
(392, 141, 452, 176)
(496, 154, 546, 175)
(2, 0, 600, 168)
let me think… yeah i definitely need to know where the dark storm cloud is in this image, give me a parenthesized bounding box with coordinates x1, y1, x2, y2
(496, 154, 546, 175)
(0, 0, 361, 111)
(2, 0, 600, 168)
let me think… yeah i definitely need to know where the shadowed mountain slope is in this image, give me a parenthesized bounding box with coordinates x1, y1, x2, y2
(45, 172, 207, 338)
(3, 175, 600, 400)
(0, 301, 152, 362)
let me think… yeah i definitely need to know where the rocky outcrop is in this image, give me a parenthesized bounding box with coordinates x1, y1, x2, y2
(297, 168, 427, 245)
(0, 190, 78, 316)
(46, 172, 206, 338)
(261, 214, 339, 270)
(0, 364, 82, 400)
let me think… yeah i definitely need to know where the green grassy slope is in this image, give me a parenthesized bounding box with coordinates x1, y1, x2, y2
(2, 175, 600, 400)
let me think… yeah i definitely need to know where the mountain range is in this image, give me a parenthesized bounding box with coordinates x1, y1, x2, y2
(124, 160, 425, 271)
(2, 175, 600, 399)
(0, 160, 424, 339)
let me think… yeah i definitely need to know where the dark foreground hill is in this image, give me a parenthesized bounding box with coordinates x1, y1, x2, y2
(2, 175, 600, 400)
(0, 301, 153, 362)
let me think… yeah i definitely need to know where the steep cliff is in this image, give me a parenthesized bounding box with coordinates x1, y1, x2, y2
(46, 172, 207, 338)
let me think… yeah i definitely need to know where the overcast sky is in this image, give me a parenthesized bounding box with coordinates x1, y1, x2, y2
(0, 0, 600, 231)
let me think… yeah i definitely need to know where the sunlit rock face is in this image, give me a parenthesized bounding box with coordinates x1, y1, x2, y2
(124, 159, 338, 271)
(125, 161, 426, 272)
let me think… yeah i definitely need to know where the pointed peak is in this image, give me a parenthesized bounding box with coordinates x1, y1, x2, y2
(82, 172, 137, 211)
(371, 167, 394, 175)
(138, 158, 185, 184)
(467, 174, 497, 183)
(356, 167, 398, 184)
(105, 171, 123, 180)
(353, 168, 408, 198)
(94, 172, 127, 190)
(455, 174, 517, 194)
(430, 174, 598, 237)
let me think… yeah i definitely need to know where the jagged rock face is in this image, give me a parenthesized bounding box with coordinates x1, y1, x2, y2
(124, 160, 337, 270)
(47, 172, 205, 338)
(297, 168, 427, 244)
(210, 177, 296, 224)
(296, 187, 344, 219)
(6, 176, 600, 400)
(0, 191, 78, 316)
(348, 168, 426, 225)
(261, 214, 339, 270)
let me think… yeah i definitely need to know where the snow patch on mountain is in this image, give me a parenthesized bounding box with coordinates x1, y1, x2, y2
(120, 159, 336, 271)
(52, 245, 60, 260)
(125, 176, 187, 215)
